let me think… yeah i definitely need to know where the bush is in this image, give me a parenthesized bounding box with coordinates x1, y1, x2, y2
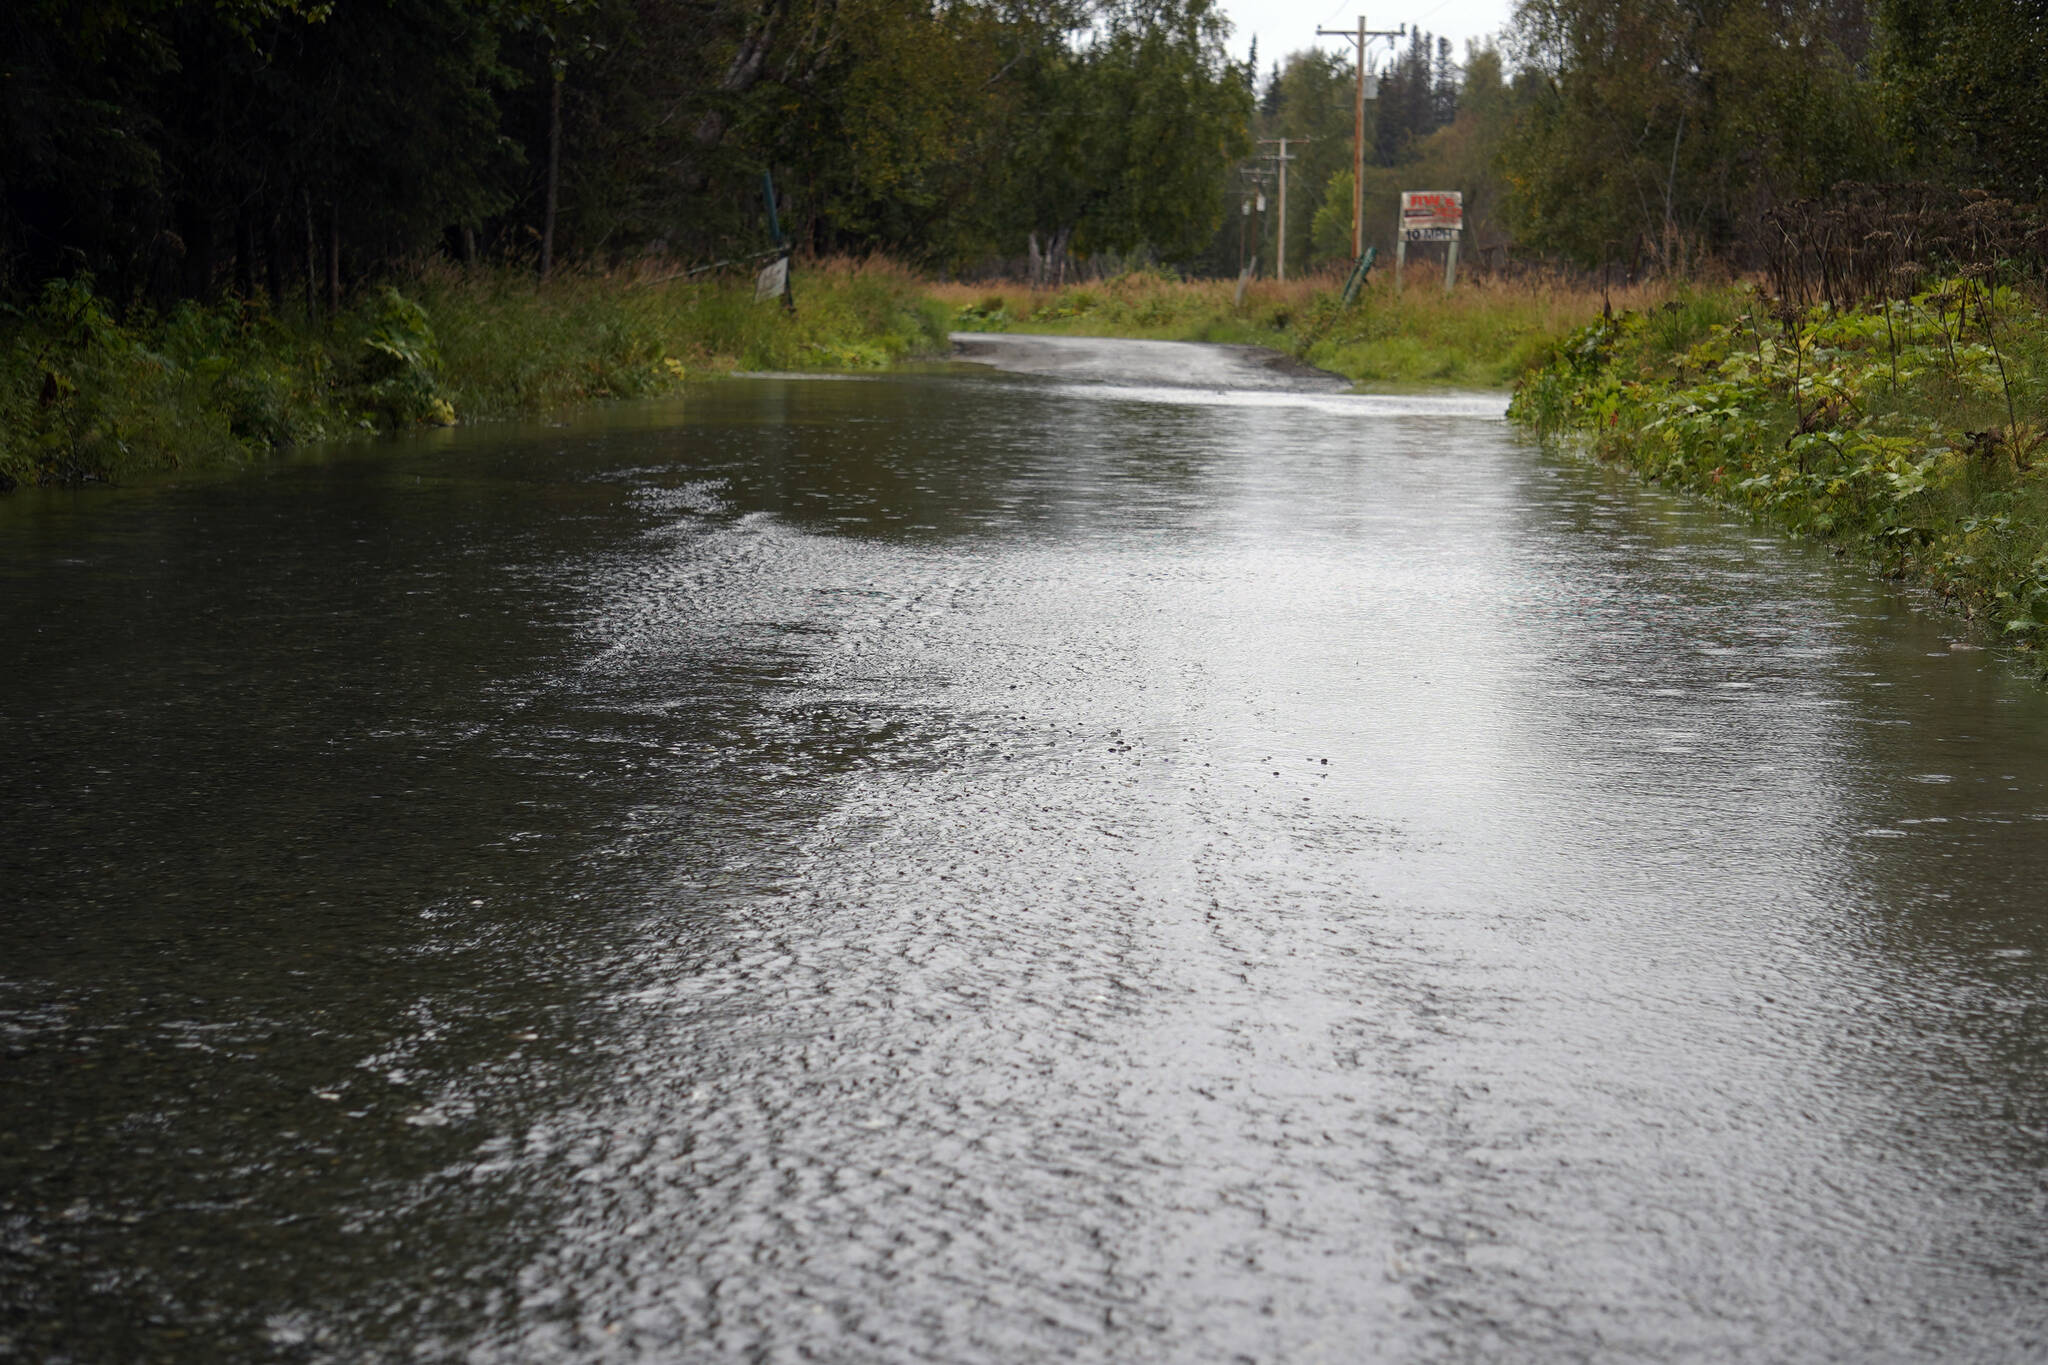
(357, 287, 455, 429)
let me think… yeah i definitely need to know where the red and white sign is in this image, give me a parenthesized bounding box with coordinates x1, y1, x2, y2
(1400, 191, 1463, 241)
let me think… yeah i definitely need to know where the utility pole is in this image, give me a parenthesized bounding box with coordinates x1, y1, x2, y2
(1316, 15, 1403, 263)
(1256, 138, 1306, 281)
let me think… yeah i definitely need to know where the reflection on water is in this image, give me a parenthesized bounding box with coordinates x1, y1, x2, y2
(3, 369, 2046, 1362)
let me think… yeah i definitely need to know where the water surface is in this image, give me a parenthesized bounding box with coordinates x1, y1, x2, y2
(4, 342, 2047, 1362)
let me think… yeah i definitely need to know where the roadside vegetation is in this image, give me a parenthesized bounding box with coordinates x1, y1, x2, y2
(0, 260, 948, 490)
(945, 269, 1648, 387)
(1513, 261, 2048, 651)
(5, 260, 1640, 490)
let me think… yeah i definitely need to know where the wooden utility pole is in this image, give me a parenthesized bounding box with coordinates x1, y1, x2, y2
(1316, 16, 1403, 262)
(1256, 138, 1306, 281)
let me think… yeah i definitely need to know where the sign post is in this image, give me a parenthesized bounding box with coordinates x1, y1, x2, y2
(756, 171, 795, 313)
(1396, 190, 1462, 293)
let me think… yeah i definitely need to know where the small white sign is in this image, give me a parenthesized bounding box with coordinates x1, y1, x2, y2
(754, 255, 789, 303)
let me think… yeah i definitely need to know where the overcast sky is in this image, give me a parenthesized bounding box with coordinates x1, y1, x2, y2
(1217, 0, 1517, 70)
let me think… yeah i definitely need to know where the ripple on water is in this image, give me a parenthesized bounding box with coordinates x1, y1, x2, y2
(2, 356, 2047, 1362)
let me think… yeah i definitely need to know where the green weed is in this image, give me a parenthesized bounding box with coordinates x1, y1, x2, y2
(1513, 280, 2048, 648)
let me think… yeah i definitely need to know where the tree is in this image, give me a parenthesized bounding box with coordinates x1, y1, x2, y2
(2, 0, 1265, 294)
(1373, 28, 1452, 166)
(1878, 0, 2048, 197)
(1, 0, 515, 303)
(1499, 0, 1887, 269)
(991, 0, 1251, 272)
(1252, 48, 1356, 273)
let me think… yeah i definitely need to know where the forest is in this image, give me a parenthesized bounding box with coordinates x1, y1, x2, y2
(5, 0, 2046, 301)
(1250, 0, 2048, 280)
(4, 0, 2048, 494)
(1, 0, 1254, 303)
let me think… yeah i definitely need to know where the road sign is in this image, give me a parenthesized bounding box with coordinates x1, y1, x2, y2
(1399, 190, 1462, 239)
(1396, 191, 1463, 294)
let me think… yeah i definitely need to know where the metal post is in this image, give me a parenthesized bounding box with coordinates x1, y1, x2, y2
(1395, 234, 1405, 293)
(762, 172, 784, 248)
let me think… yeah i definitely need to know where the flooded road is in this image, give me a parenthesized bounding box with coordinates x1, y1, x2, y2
(5, 339, 2048, 1362)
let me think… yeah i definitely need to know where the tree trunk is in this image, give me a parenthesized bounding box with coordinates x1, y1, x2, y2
(265, 212, 284, 306)
(234, 204, 256, 299)
(327, 203, 340, 315)
(181, 202, 217, 301)
(541, 70, 562, 279)
(303, 192, 318, 318)
(1050, 227, 1072, 288)
(685, 0, 787, 189)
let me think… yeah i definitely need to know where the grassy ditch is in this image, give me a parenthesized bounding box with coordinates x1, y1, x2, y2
(0, 257, 950, 490)
(1512, 280, 2048, 651)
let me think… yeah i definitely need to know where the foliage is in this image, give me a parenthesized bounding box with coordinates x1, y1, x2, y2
(0, 0, 1259, 300)
(1311, 172, 1358, 264)
(1877, 0, 2048, 198)
(1372, 28, 1462, 167)
(0, 0, 517, 300)
(1500, 0, 1887, 269)
(1243, 30, 1495, 278)
(0, 262, 950, 490)
(1357, 45, 1517, 266)
(1293, 269, 1648, 386)
(1511, 274, 2048, 646)
(359, 288, 456, 429)
(1248, 48, 1358, 275)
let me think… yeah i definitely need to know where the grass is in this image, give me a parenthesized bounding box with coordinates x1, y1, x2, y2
(423, 255, 950, 417)
(1292, 273, 1666, 388)
(1512, 278, 2048, 653)
(940, 267, 1648, 388)
(0, 256, 950, 490)
(4, 252, 1626, 491)
(937, 270, 1297, 346)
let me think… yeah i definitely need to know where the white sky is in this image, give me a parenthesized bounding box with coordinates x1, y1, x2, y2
(1217, 0, 1517, 70)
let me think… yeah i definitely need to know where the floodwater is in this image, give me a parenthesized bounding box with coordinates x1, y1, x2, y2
(4, 335, 2047, 1363)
